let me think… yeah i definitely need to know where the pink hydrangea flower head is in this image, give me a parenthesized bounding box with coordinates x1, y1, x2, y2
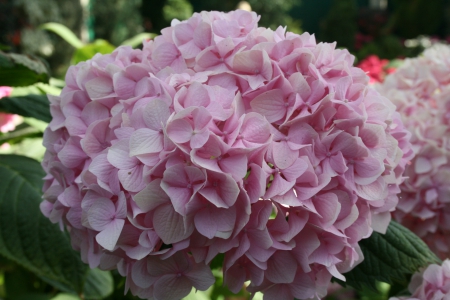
(0, 86, 20, 133)
(41, 10, 412, 300)
(377, 44, 450, 259)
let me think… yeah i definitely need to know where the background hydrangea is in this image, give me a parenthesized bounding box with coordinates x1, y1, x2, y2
(0, 86, 19, 134)
(377, 44, 450, 259)
(41, 10, 412, 300)
(389, 259, 450, 300)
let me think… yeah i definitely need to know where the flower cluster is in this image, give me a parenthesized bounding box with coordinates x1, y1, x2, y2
(0, 86, 19, 134)
(41, 10, 412, 300)
(357, 55, 395, 84)
(389, 260, 450, 300)
(377, 44, 450, 259)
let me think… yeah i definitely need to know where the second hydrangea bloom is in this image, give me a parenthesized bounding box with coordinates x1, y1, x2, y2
(41, 10, 413, 300)
(377, 44, 450, 259)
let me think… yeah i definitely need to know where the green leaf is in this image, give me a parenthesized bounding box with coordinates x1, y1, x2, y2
(83, 269, 113, 300)
(0, 155, 88, 294)
(0, 94, 51, 122)
(23, 118, 48, 132)
(0, 51, 50, 87)
(342, 221, 440, 292)
(209, 253, 224, 270)
(72, 40, 115, 64)
(0, 126, 42, 147)
(51, 294, 80, 300)
(121, 33, 156, 48)
(184, 288, 211, 300)
(40, 23, 84, 49)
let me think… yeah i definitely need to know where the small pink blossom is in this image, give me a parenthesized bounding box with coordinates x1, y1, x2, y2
(0, 87, 20, 134)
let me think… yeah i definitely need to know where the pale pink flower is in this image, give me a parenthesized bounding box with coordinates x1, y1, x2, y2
(389, 259, 450, 300)
(41, 10, 412, 300)
(377, 44, 450, 258)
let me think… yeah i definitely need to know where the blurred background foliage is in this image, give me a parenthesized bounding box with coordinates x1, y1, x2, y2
(1, 0, 450, 299)
(2, 0, 450, 79)
(2, 0, 450, 77)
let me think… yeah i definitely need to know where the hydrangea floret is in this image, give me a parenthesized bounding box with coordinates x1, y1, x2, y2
(377, 44, 450, 259)
(41, 10, 412, 300)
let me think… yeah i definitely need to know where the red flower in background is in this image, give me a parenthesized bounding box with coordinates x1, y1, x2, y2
(357, 55, 395, 84)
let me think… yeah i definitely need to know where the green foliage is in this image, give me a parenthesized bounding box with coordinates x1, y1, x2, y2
(0, 155, 86, 295)
(163, 0, 194, 22)
(0, 94, 51, 123)
(390, 0, 445, 39)
(39, 23, 84, 49)
(0, 155, 114, 299)
(340, 221, 440, 293)
(247, 0, 302, 33)
(41, 22, 152, 64)
(121, 33, 156, 48)
(356, 35, 423, 60)
(72, 39, 115, 64)
(320, 0, 357, 51)
(83, 269, 114, 299)
(0, 51, 50, 87)
(92, 0, 143, 46)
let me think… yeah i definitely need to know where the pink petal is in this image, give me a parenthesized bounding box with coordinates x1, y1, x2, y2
(87, 197, 116, 231)
(250, 89, 286, 123)
(265, 174, 295, 199)
(118, 165, 146, 193)
(290, 272, 316, 299)
(185, 262, 215, 291)
(131, 259, 156, 288)
(289, 72, 311, 100)
(271, 141, 298, 169)
(107, 140, 138, 169)
(190, 130, 210, 149)
(96, 218, 125, 251)
(355, 177, 388, 201)
(152, 42, 181, 69)
(153, 204, 194, 244)
(415, 156, 432, 174)
(143, 99, 171, 131)
(196, 48, 222, 69)
(153, 274, 192, 300)
(315, 193, 341, 228)
(193, 22, 212, 49)
(219, 154, 248, 180)
(85, 77, 115, 100)
(198, 172, 239, 208)
(194, 208, 218, 239)
(57, 139, 87, 168)
(113, 72, 135, 99)
(266, 251, 298, 284)
(129, 128, 163, 156)
(166, 119, 193, 144)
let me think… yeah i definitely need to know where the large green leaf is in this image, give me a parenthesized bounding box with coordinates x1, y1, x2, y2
(0, 94, 51, 122)
(0, 51, 50, 86)
(342, 221, 440, 291)
(40, 23, 84, 49)
(0, 155, 87, 295)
